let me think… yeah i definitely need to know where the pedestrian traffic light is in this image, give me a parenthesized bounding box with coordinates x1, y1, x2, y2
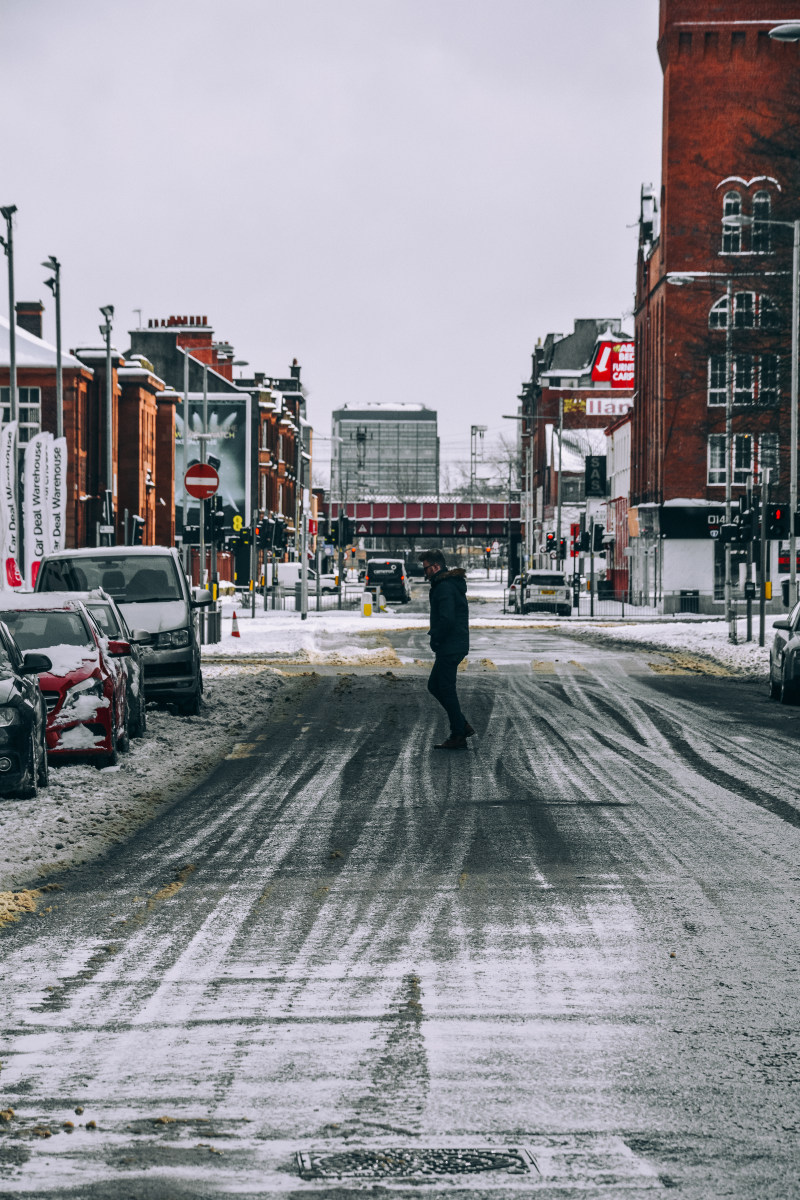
(767, 505, 791, 537)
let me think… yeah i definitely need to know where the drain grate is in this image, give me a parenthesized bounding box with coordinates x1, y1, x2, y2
(297, 1147, 535, 1180)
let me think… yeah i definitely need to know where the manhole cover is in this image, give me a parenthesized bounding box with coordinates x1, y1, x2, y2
(297, 1147, 535, 1180)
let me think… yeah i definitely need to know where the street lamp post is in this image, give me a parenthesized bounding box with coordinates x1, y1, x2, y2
(42, 257, 62, 439)
(0, 206, 18, 423)
(99, 305, 115, 546)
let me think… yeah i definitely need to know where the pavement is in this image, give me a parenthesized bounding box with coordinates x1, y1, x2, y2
(1, 625, 799, 1197)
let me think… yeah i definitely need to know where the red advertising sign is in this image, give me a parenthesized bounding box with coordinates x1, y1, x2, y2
(591, 341, 635, 389)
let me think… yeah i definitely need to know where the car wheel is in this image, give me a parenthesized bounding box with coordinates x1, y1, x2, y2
(117, 725, 130, 754)
(99, 715, 119, 768)
(17, 733, 39, 799)
(769, 662, 781, 699)
(780, 664, 798, 705)
(37, 730, 49, 788)
(178, 675, 203, 716)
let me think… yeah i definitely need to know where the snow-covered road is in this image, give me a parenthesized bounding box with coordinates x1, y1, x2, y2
(1, 628, 798, 1197)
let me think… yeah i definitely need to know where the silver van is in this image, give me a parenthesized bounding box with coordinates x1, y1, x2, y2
(35, 546, 210, 714)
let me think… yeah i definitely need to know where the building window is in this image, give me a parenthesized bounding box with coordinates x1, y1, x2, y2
(708, 355, 727, 405)
(758, 432, 779, 480)
(759, 354, 780, 405)
(722, 190, 742, 252)
(733, 433, 754, 484)
(709, 291, 779, 329)
(0, 387, 41, 443)
(709, 295, 729, 329)
(759, 295, 780, 328)
(733, 354, 754, 404)
(708, 434, 727, 484)
(733, 292, 755, 328)
(752, 191, 772, 253)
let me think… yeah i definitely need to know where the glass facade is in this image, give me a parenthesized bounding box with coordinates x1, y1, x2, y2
(331, 407, 439, 500)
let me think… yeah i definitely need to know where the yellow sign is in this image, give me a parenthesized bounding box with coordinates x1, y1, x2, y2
(233, 514, 243, 532)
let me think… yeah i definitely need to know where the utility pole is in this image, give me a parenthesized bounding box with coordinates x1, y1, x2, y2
(724, 278, 736, 642)
(42, 257, 62, 439)
(0, 206, 18, 423)
(199, 362, 208, 607)
(555, 395, 564, 565)
(790, 218, 800, 608)
(745, 474, 754, 643)
(99, 305, 115, 545)
(759, 468, 770, 647)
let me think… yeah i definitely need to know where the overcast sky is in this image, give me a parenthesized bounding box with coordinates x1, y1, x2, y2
(1, 0, 662, 477)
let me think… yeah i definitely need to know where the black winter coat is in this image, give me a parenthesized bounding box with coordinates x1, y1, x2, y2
(428, 568, 469, 658)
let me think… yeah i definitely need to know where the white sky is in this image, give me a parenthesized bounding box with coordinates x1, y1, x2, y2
(0, 0, 662, 476)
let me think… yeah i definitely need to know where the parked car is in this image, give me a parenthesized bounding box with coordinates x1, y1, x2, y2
(0, 595, 131, 767)
(271, 562, 338, 592)
(0, 621, 51, 799)
(364, 559, 412, 604)
(80, 590, 149, 737)
(520, 570, 572, 617)
(768, 599, 800, 703)
(35, 546, 210, 714)
(508, 574, 522, 612)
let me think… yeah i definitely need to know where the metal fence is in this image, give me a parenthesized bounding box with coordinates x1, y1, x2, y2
(233, 584, 364, 613)
(503, 590, 661, 620)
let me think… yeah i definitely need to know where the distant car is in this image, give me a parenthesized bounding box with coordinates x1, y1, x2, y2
(769, 599, 800, 703)
(0, 595, 131, 767)
(34, 546, 210, 714)
(520, 570, 572, 617)
(364, 559, 411, 604)
(508, 574, 522, 611)
(0, 621, 50, 799)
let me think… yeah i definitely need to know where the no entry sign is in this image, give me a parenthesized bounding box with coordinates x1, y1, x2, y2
(184, 463, 220, 499)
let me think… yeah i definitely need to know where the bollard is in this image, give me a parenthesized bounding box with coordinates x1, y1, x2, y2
(361, 592, 373, 617)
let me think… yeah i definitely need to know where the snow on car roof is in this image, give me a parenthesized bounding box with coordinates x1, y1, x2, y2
(0, 591, 88, 610)
(39, 545, 178, 559)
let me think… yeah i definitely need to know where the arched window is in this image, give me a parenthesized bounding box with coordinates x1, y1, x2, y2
(722, 190, 742, 252)
(752, 191, 772, 253)
(709, 295, 729, 329)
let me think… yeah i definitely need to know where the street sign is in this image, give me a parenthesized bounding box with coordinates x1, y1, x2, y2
(99, 524, 114, 534)
(184, 463, 220, 499)
(549, 550, 558, 560)
(458, 524, 468, 533)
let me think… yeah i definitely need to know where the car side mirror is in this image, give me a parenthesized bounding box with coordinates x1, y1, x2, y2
(128, 628, 151, 644)
(773, 618, 791, 630)
(191, 588, 212, 608)
(22, 652, 53, 674)
(107, 639, 132, 657)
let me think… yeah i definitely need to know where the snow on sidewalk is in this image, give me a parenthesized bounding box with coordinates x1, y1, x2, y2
(0, 664, 288, 894)
(566, 615, 772, 677)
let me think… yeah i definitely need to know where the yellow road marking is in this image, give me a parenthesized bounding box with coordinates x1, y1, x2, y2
(531, 660, 555, 674)
(568, 660, 586, 671)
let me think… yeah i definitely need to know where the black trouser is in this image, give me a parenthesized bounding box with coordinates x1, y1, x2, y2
(427, 653, 466, 736)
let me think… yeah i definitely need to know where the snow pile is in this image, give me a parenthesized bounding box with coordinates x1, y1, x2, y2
(0, 664, 288, 892)
(204, 607, 429, 664)
(567, 615, 772, 677)
(37, 643, 97, 675)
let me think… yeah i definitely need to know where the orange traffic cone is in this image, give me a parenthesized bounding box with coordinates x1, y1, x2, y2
(231, 610, 240, 638)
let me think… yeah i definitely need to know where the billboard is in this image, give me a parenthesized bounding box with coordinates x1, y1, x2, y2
(591, 341, 635, 389)
(175, 393, 251, 534)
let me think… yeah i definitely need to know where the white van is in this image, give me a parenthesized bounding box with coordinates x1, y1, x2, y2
(272, 562, 337, 592)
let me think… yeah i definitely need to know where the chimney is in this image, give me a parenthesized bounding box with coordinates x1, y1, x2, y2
(16, 300, 44, 340)
(290, 358, 301, 380)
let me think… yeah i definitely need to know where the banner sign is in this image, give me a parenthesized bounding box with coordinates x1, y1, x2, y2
(585, 397, 633, 417)
(24, 432, 54, 589)
(0, 422, 22, 588)
(51, 437, 67, 552)
(591, 341, 635, 389)
(584, 455, 607, 498)
(176, 395, 249, 536)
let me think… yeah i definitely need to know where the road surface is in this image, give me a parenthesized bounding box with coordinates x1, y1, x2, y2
(1, 626, 799, 1197)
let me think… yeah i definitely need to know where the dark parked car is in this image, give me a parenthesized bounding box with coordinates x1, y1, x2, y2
(0, 620, 51, 799)
(364, 559, 411, 604)
(768, 598, 800, 703)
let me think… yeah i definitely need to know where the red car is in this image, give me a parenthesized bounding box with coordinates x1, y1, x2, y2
(0, 595, 131, 767)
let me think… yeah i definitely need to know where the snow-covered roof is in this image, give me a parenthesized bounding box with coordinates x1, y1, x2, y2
(545, 425, 607, 472)
(0, 316, 90, 372)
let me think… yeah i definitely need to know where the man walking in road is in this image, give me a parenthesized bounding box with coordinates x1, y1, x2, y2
(420, 549, 474, 750)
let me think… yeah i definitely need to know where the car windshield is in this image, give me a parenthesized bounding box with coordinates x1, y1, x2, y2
(37, 555, 183, 604)
(0, 610, 93, 651)
(86, 603, 119, 637)
(527, 574, 565, 586)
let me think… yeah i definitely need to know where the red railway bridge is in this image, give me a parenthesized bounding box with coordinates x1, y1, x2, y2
(327, 500, 521, 539)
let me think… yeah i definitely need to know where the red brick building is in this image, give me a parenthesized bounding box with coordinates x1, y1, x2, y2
(518, 319, 633, 568)
(631, 0, 800, 610)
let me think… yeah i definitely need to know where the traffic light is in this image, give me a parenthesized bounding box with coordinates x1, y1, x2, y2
(259, 518, 275, 550)
(767, 505, 791, 538)
(579, 531, 591, 553)
(558, 538, 567, 559)
(592, 524, 605, 552)
(485, 546, 492, 560)
(335, 515, 354, 546)
(545, 532, 556, 553)
(273, 520, 287, 552)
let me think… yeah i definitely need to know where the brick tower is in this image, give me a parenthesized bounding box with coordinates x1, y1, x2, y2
(631, 0, 800, 610)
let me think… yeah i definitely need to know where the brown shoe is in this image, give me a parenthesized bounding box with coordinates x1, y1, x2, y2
(464, 722, 476, 737)
(434, 734, 468, 750)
